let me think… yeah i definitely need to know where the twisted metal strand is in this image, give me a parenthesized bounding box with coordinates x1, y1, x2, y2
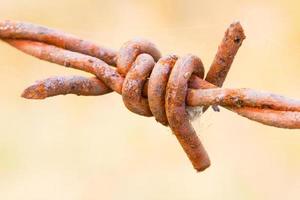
(0, 20, 117, 65)
(116, 39, 210, 170)
(22, 76, 112, 99)
(1, 20, 300, 172)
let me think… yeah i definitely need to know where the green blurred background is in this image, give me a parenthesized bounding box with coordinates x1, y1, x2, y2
(0, 0, 299, 199)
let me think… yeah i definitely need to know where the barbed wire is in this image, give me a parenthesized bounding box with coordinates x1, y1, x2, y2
(0, 20, 299, 172)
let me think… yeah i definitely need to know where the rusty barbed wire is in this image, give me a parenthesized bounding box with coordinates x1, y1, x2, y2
(0, 20, 299, 172)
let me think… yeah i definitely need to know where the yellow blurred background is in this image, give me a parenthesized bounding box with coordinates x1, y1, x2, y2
(0, 0, 299, 199)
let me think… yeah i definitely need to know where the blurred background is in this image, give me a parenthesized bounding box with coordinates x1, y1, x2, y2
(0, 0, 299, 199)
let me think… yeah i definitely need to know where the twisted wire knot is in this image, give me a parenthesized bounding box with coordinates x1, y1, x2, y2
(1, 20, 299, 172)
(116, 39, 210, 170)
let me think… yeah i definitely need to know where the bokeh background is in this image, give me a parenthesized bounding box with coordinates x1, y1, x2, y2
(0, 0, 299, 199)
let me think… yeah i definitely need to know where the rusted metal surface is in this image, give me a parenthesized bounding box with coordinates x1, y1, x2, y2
(122, 54, 155, 116)
(117, 38, 161, 75)
(1, 20, 299, 172)
(0, 20, 117, 65)
(188, 88, 300, 111)
(21, 76, 112, 99)
(187, 87, 300, 129)
(166, 55, 210, 171)
(5, 39, 125, 94)
(148, 55, 178, 125)
(205, 22, 245, 87)
(230, 108, 300, 129)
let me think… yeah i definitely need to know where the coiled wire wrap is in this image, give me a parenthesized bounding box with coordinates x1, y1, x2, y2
(1, 20, 300, 172)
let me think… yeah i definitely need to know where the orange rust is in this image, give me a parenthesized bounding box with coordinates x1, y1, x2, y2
(188, 88, 300, 112)
(1, 20, 300, 172)
(5, 39, 124, 94)
(166, 55, 210, 171)
(148, 55, 178, 125)
(22, 76, 112, 99)
(117, 38, 161, 75)
(205, 22, 246, 87)
(0, 20, 117, 65)
(122, 54, 155, 116)
(231, 107, 300, 129)
(186, 87, 300, 128)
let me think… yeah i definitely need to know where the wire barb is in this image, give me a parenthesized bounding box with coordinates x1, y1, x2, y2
(1, 20, 299, 172)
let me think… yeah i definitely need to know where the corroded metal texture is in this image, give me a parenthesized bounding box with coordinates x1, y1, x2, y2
(0, 20, 117, 65)
(1, 20, 299, 172)
(205, 22, 245, 87)
(22, 76, 112, 99)
(165, 55, 210, 171)
(148, 55, 178, 125)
